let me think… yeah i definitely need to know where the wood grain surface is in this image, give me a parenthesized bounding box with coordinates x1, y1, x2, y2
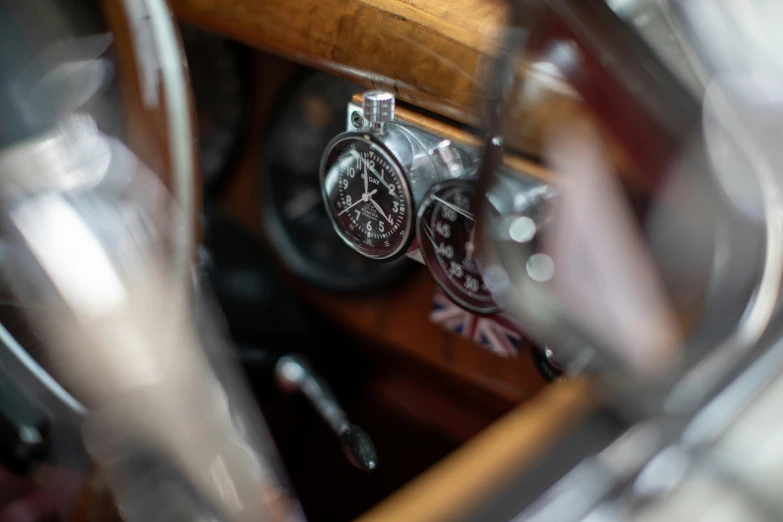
(171, 0, 506, 121)
(358, 378, 593, 522)
(169, 0, 609, 162)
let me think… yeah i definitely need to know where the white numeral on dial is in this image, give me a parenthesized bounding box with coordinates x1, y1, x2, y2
(435, 222, 451, 238)
(441, 207, 457, 222)
(437, 243, 454, 259)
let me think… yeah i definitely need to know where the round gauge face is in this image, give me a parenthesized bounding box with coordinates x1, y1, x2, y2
(417, 180, 499, 314)
(321, 134, 413, 260)
(263, 72, 411, 292)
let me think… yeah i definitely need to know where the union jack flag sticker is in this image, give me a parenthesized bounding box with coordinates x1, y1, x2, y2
(429, 289, 522, 358)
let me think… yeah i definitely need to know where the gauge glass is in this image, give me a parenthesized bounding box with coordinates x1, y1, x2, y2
(417, 180, 499, 314)
(264, 72, 410, 292)
(321, 134, 413, 260)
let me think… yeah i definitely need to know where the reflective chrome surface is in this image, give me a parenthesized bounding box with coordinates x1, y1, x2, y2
(0, 2, 300, 521)
(477, 0, 783, 519)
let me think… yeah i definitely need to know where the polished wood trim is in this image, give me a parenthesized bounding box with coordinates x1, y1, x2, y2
(221, 54, 548, 406)
(358, 378, 593, 522)
(170, 0, 506, 123)
(168, 0, 596, 161)
(304, 269, 547, 404)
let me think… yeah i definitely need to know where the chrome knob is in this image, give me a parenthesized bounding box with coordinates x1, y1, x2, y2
(362, 90, 395, 134)
(432, 140, 463, 177)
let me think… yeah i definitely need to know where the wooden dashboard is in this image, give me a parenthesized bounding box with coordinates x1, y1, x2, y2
(194, 50, 568, 522)
(168, 0, 629, 171)
(167, 2, 601, 519)
(170, 0, 517, 128)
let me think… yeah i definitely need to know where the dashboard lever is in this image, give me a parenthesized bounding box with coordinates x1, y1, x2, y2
(275, 355, 378, 473)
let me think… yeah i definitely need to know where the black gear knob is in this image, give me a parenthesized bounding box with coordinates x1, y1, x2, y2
(339, 424, 377, 473)
(276, 354, 378, 472)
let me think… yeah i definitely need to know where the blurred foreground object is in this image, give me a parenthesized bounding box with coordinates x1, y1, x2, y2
(475, 0, 783, 519)
(0, 1, 302, 521)
(0, 114, 302, 522)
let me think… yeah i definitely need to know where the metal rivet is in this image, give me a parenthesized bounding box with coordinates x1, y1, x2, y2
(351, 111, 364, 128)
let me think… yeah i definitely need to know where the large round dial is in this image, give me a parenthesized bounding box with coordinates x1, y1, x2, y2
(263, 72, 411, 292)
(417, 180, 499, 314)
(321, 133, 413, 260)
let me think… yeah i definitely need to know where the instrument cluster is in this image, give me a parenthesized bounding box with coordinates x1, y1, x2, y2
(316, 90, 565, 379)
(319, 91, 551, 317)
(183, 44, 563, 377)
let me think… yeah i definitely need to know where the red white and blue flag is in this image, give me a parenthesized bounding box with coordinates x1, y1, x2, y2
(429, 289, 522, 358)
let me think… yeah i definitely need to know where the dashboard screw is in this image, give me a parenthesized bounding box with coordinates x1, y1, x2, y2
(351, 111, 364, 128)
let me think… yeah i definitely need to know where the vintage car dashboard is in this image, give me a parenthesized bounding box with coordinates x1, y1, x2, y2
(181, 27, 561, 406)
(171, 20, 583, 516)
(6, 0, 772, 520)
(2, 1, 780, 521)
(172, 27, 572, 517)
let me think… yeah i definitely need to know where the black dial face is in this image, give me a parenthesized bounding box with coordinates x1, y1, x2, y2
(321, 135, 413, 260)
(417, 180, 499, 314)
(264, 72, 410, 292)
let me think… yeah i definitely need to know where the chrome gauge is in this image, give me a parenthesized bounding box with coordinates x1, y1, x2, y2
(264, 72, 411, 292)
(417, 180, 499, 314)
(320, 133, 413, 260)
(317, 89, 559, 316)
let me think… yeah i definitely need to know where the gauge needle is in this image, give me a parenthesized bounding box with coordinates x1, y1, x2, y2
(362, 161, 369, 193)
(422, 223, 437, 246)
(350, 152, 396, 196)
(370, 198, 394, 224)
(337, 189, 377, 216)
(433, 196, 474, 221)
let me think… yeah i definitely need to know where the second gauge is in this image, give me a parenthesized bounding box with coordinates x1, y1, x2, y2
(417, 179, 499, 315)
